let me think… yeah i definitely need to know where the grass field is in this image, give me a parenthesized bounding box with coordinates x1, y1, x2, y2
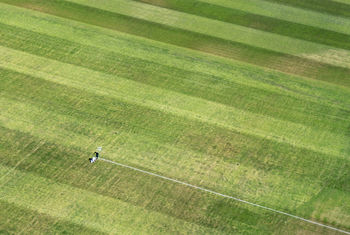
(0, 0, 349, 234)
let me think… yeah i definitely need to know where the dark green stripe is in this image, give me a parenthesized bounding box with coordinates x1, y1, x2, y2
(262, 0, 350, 18)
(135, 0, 350, 50)
(0, 123, 347, 232)
(1, 70, 349, 232)
(1, 0, 350, 87)
(1, 24, 349, 133)
(1, 69, 349, 188)
(0, 200, 105, 234)
(0, 126, 272, 233)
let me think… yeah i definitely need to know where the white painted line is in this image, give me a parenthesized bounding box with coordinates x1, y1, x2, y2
(99, 158, 350, 234)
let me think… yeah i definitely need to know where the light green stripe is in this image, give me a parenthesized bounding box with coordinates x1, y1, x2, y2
(1, 3, 349, 107)
(0, 165, 216, 234)
(198, 0, 350, 35)
(332, 0, 350, 5)
(63, 0, 350, 60)
(0, 96, 323, 209)
(0, 46, 347, 158)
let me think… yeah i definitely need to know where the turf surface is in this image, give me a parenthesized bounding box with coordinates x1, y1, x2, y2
(0, 0, 349, 234)
(134, 0, 350, 50)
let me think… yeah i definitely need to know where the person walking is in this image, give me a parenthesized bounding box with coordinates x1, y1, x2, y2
(89, 151, 99, 163)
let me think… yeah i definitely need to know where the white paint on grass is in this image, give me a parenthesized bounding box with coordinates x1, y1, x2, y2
(99, 158, 350, 234)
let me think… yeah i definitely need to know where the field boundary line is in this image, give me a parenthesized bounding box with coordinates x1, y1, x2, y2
(99, 158, 349, 234)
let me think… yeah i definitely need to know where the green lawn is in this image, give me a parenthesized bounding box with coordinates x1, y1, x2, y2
(1, 0, 350, 87)
(0, 0, 349, 234)
(132, 0, 350, 50)
(198, 0, 350, 35)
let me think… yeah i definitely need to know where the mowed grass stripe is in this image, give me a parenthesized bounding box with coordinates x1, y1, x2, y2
(99, 157, 350, 233)
(333, 0, 350, 5)
(1, 54, 349, 229)
(198, 0, 350, 35)
(1, 1, 350, 87)
(1, 4, 349, 109)
(0, 2, 349, 234)
(3, 3, 350, 71)
(1, 47, 349, 159)
(0, 201, 106, 235)
(65, 0, 350, 69)
(0, 164, 222, 234)
(1, 127, 346, 234)
(1, 27, 349, 136)
(133, 0, 350, 50)
(2, 65, 348, 175)
(1, 96, 348, 234)
(262, 0, 350, 18)
(0, 129, 283, 234)
(0, 96, 348, 233)
(1, 24, 348, 197)
(1, 22, 350, 137)
(1, 66, 349, 208)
